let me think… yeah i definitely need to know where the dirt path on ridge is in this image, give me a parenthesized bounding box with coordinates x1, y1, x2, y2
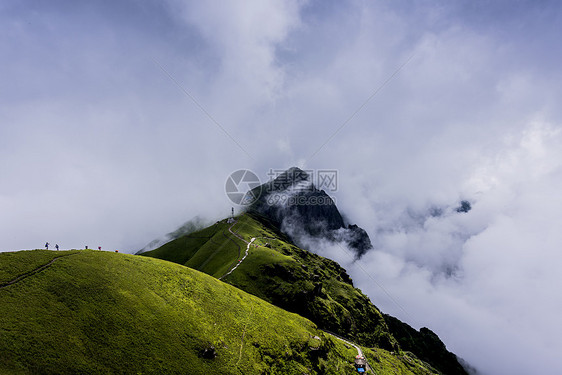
(0, 253, 77, 290)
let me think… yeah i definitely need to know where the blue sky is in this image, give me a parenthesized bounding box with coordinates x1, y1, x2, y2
(2, 1, 562, 374)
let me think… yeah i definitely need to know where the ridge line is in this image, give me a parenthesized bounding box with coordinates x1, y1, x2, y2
(0, 252, 77, 290)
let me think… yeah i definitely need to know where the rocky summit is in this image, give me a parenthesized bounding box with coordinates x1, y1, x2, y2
(249, 167, 373, 257)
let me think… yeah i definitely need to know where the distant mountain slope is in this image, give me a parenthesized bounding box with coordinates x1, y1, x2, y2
(1, 250, 366, 374)
(136, 216, 210, 254)
(142, 213, 468, 375)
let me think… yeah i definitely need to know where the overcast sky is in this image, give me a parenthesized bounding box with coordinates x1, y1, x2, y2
(2, 1, 562, 374)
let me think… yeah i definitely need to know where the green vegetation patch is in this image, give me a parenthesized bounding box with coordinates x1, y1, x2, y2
(143, 214, 397, 350)
(0, 250, 81, 285)
(142, 221, 228, 265)
(362, 347, 438, 375)
(142, 213, 463, 374)
(0, 250, 373, 374)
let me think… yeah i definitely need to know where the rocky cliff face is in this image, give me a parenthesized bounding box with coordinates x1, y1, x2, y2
(249, 167, 372, 256)
(384, 314, 470, 375)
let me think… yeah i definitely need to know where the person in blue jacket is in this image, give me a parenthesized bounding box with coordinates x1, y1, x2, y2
(354, 355, 367, 373)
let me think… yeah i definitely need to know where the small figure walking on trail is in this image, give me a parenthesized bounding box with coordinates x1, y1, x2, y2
(85, 245, 88, 249)
(55, 244, 59, 251)
(45, 242, 49, 250)
(98, 246, 101, 251)
(354, 354, 367, 373)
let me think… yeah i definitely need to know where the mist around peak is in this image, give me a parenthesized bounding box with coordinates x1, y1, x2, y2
(249, 167, 373, 257)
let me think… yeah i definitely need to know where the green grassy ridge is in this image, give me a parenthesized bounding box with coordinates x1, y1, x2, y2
(141, 221, 225, 265)
(185, 230, 241, 278)
(363, 348, 438, 375)
(1, 250, 369, 374)
(142, 213, 469, 374)
(0, 249, 81, 285)
(143, 214, 397, 350)
(142, 220, 245, 279)
(238, 214, 467, 374)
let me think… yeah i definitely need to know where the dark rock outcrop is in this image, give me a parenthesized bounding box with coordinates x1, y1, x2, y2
(249, 167, 372, 257)
(384, 314, 469, 375)
(199, 345, 217, 359)
(456, 200, 472, 213)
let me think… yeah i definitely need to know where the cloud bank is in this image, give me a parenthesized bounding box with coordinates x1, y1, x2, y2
(2, 1, 562, 374)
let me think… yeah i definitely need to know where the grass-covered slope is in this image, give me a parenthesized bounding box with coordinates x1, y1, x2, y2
(0, 249, 368, 374)
(143, 214, 396, 351)
(143, 213, 468, 375)
(143, 220, 241, 278)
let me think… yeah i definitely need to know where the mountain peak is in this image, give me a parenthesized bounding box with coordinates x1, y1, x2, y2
(284, 166, 308, 178)
(249, 167, 373, 256)
(263, 166, 311, 193)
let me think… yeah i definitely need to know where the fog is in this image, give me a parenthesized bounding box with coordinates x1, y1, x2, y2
(2, 1, 562, 373)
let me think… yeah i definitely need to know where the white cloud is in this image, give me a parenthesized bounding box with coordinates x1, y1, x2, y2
(1, 1, 562, 373)
(329, 120, 562, 375)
